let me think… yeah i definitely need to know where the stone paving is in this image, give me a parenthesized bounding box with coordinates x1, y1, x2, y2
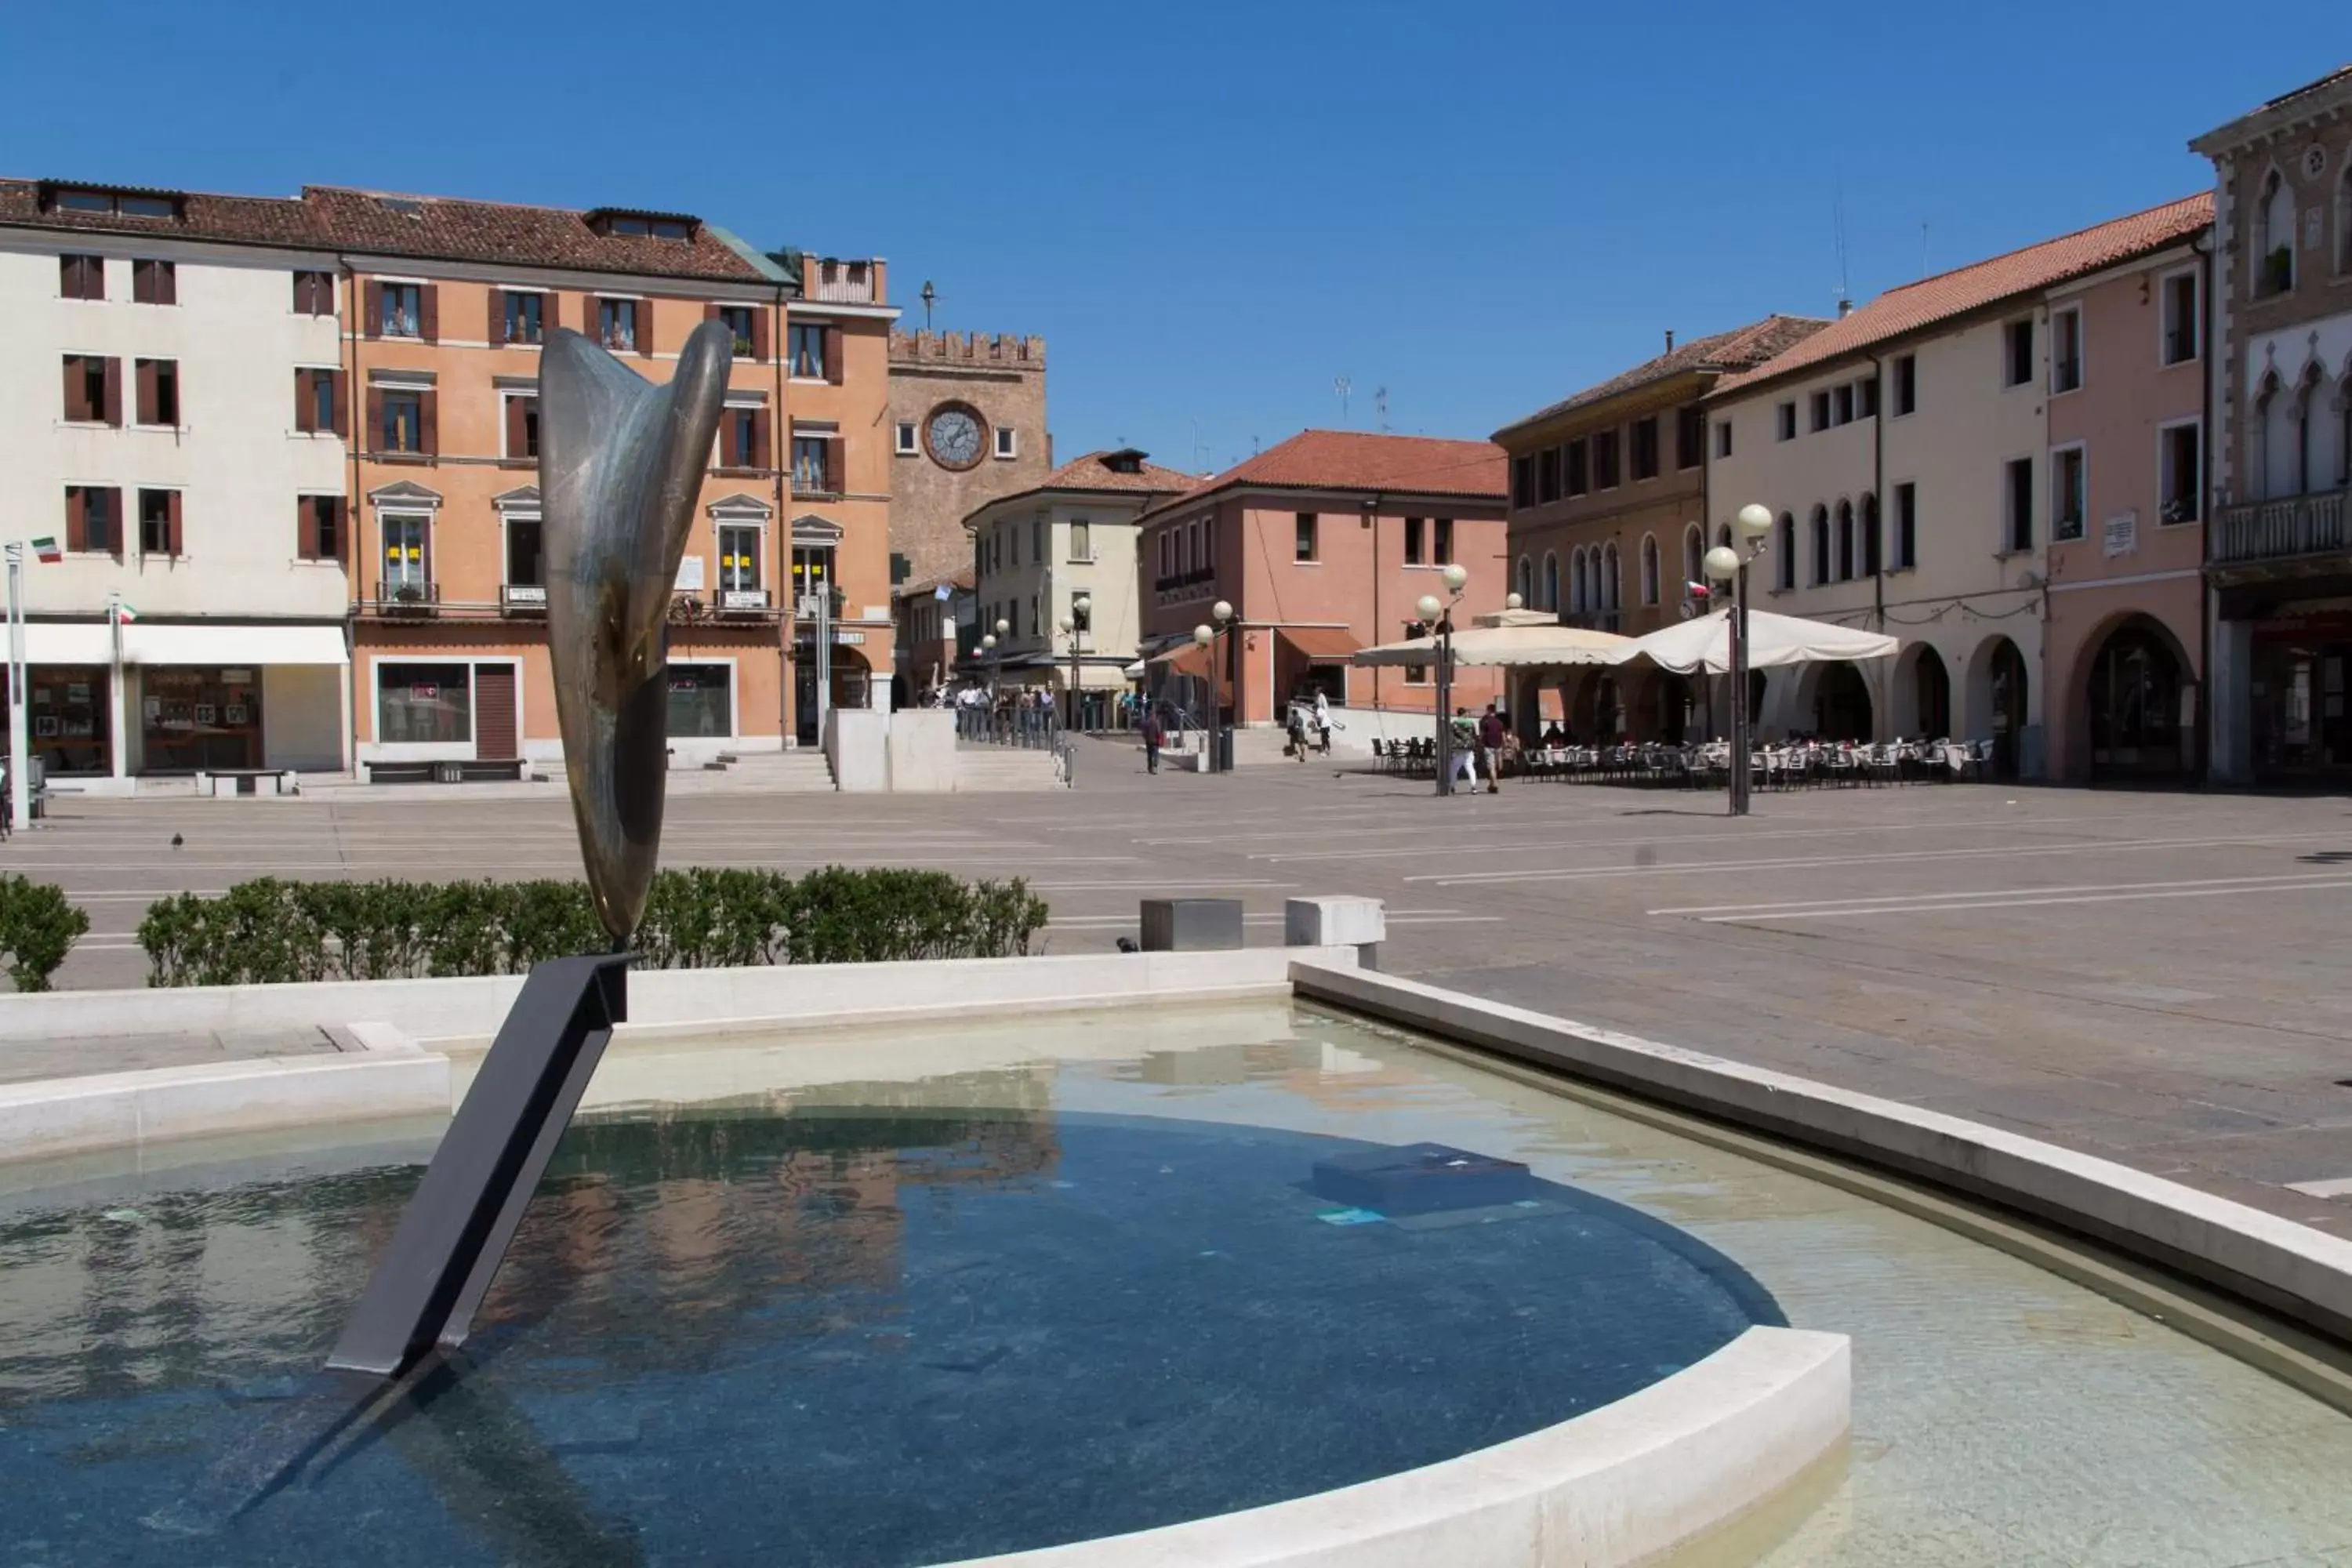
(11, 738, 2352, 1229)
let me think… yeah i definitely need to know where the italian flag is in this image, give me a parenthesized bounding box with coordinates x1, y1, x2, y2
(114, 602, 140, 623)
(31, 535, 61, 564)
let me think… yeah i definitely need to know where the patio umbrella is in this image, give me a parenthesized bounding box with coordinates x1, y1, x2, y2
(1606, 608, 1896, 674)
(1352, 608, 1631, 669)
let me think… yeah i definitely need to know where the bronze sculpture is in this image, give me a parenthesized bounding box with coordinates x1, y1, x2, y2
(539, 318, 735, 946)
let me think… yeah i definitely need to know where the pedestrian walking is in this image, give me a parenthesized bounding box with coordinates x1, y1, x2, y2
(1450, 707, 1481, 793)
(1141, 708, 1164, 775)
(1477, 704, 1506, 794)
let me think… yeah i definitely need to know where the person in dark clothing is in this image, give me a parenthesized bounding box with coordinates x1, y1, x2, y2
(1141, 709, 1164, 775)
(1476, 705, 1507, 793)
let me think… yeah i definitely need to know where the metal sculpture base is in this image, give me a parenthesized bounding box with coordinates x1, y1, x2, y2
(328, 953, 631, 1377)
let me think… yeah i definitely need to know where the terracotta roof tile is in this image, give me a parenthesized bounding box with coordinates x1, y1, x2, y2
(1494, 314, 1831, 438)
(1713, 194, 2213, 400)
(0, 179, 318, 249)
(1143, 430, 1504, 527)
(1036, 449, 1200, 495)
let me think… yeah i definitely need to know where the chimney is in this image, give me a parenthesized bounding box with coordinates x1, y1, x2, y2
(1836, 298, 1853, 318)
(1664, 329, 1675, 352)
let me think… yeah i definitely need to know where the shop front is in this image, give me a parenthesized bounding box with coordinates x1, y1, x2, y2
(138, 666, 265, 771)
(24, 664, 113, 778)
(2249, 604, 2352, 782)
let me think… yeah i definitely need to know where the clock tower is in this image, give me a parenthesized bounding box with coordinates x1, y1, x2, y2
(886, 330, 1050, 590)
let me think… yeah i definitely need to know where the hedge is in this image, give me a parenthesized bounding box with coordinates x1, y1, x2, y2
(0, 875, 89, 993)
(136, 866, 1050, 988)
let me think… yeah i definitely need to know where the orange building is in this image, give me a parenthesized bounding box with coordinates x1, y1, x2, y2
(1134, 430, 1510, 728)
(314, 187, 894, 772)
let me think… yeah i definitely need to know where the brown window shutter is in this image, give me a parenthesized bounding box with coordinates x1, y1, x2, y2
(419, 284, 439, 343)
(133, 260, 150, 304)
(545, 291, 561, 333)
(61, 357, 82, 420)
(752, 308, 769, 362)
(137, 359, 158, 424)
(365, 281, 383, 337)
(506, 395, 527, 459)
(824, 325, 844, 385)
(488, 287, 506, 347)
(825, 436, 841, 493)
(585, 295, 602, 343)
(638, 297, 655, 356)
(60, 256, 78, 298)
(329, 371, 347, 438)
(103, 489, 123, 556)
(420, 390, 438, 456)
(158, 262, 176, 306)
(297, 496, 315, 559)
(65, 488, 85, 554)
(167, 489, 183, 557)
(753, 410, 771, 471)
(102, 357, 122, 426)
(366, 387, 385, 452)
(295, 369, 315, 433)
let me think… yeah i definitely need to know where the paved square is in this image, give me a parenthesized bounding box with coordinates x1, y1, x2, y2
(13, 742, 2352, 1229)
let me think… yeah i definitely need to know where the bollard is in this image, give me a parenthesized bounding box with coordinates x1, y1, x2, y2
(1284, 895, 1386, 971)
(1139, 898, 1245, 952)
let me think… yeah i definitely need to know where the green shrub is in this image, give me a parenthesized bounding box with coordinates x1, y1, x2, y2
(0, 875, 91, 993)
(135, 866, 1047, 986)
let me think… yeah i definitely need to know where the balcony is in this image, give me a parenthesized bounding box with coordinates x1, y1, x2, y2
(371, 582, 438, 618)
(808, 258, 877, 304)
(1152, 566, 1218, 593)
(2211, 488, 2350, 572)
(500, 583, 547, 616)
(715, 586, 779, 622)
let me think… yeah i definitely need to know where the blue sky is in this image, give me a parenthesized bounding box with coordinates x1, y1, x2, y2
(2, 2, 2340, 471)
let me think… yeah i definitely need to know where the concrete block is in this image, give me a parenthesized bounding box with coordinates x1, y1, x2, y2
(1284, 896, 1385, 949)
(1140, 898, 1244, 953)
(885, 710, 957, 792)
(822, 708, 887, 793)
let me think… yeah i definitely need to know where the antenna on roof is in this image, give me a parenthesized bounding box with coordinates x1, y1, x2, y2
(1920, 220, 1930, 279)
(1334, 376, 1352, 426)
(1832, 175, 1852, 317)
(1375, 386, 1389, 433)
(1192, 419, 1209, 473)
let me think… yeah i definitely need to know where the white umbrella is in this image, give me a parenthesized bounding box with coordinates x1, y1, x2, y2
(1606, 608, 1896, 675)
(1353, 608, 1630, 670)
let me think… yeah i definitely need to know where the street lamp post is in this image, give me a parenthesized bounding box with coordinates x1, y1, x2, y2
(5, 543, 27, 833)
(990, 617, 1009, 710)
(1704, 503, 1777, 818)
(1421, 564, 1470, 797)
(1058, 594, 1091, 732)
(1191, 599, 1235, 772)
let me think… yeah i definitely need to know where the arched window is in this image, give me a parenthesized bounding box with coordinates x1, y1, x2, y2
(1861, 492, 1882, 575)
(1639, 534, 1661, 605)
(1717, 523, 1733, 550)
(1516, 554, 1534, 605)
(1541, 551, 1559, 612)
(1835, 499, 1856, 580)
(2258, 168, 2296, 296)
(1682, 524, 1704, 598)
(2339, 164, 2352, 278)
(1810, 505, 1830, 586)
(1602, 541, 1621, 612)
(1775, 512, 1796, 591)
(1568, 547, 1586, 613)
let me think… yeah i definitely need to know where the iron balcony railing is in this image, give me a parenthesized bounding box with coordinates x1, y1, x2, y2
(2211, 488, 2350, 565)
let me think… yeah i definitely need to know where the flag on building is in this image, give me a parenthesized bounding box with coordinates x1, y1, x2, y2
(31, 536, 61, 564)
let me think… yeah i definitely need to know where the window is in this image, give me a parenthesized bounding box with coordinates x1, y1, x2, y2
(2051, 445, 2086, 542)
(1534, 448, 1559, 504)
(1601, 542, 1620, 611)
(2004, 318, 2034, 387)
(2257, 168, 2295, 297)
(718, 522, 761, 592)
(1862, 492, 1881, 575)
(299, 495, 342, 561)
(135, 358, 178, 426)
(1676, 405, 1705, 470)
(1032, 517, 1044, 562)
(1632, 416, 1661, 481)
(1682, 524, 1703, 597)
(376, 662, 469, 745)
(2004, 457, 2034, 551)
(1510, 454, 1534, 507)
(597, 297, 639, 351)
(1566, 438, 1590, 496)
(136, 488, 179, 556)
(720, 406, 762, 469)
(1568, 550, 1586, 613)
(51, 187, 176, 220)
(1433, 517, 1454, 565)
(296, 368, 340, 434)
(716, 304, 755, 355)
(506, 291, 546, 346)
(787, 321, 826, 379)
(1809, 505, 1830, 585)
(1893, 485, 1917, 569)
(895, 421, 917, 456)
(60, 254, 103, 299)
(1295, 511, 1318, 561)
(1832, 383, 1854, 426)
(1592, 430, 1620, 488)
(508, 394, 543, 462)
(2051, 306, 2083, 394)
(1069, 520, 1091, 561)
(1402, 620, 1432, 684)
(1777, 401, 1796, 441)
(380, 281, 423, 338)
(131, 259, 176, 306)
(292, 270, 334, 316)
(2160, 271, 2199, 365)
(1403, 517, 1425, 564)
(1640, 534, 1661, 604)
(62, 354, 118, 424)
(1809, 390, 1831, 432)
(1835, 500, 1856, 580)
(1517, 555, 1534, 606)
(1774, 513, 1795, 590)
(1715, 419, 1733, 459)
(995, 426, 1018, 459)
(382, 514, 430, 591)
(792, 436, 831, 492)
(1541, 551, 1559, 611)
(1893, 354, 1917, 416)
(67, 485, 120, 555)
(1859, 376, 1879, 419)
(2159, 421, 2201, 524)
(382, 390, 425, 454)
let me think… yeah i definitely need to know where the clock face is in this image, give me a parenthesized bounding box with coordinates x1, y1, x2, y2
(927, 405, 986, 470)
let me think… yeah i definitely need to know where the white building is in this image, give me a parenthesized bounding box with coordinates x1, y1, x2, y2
(964, 449, 1194, 723)
(1704, 195, 2212, 778)
(1, 179, 350, 789)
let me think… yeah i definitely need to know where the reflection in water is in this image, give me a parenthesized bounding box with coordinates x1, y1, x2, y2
(0, 1087, 1769, 1567)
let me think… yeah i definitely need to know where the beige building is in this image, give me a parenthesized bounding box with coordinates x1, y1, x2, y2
(965, 449, 1194, 724)
(1493, 316, 1824, 739)
(1705, 195, 2212, 777)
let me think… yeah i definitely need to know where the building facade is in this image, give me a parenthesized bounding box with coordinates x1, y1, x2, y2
(1494, 316, 1825, 741)
(1705, 195, 2212, 778)
(0, 179, 352, 789)
(2193, 66, 2352, 784)
(964, 449, 1194, 722)
(1133, 430, 1509, 728)
(887, 332, 1049, 594)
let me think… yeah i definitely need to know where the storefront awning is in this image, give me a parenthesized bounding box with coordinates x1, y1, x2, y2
(1277, 625, 1359, 662)
(126, 624, 349, 666)
(22, 622, 114, 665)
